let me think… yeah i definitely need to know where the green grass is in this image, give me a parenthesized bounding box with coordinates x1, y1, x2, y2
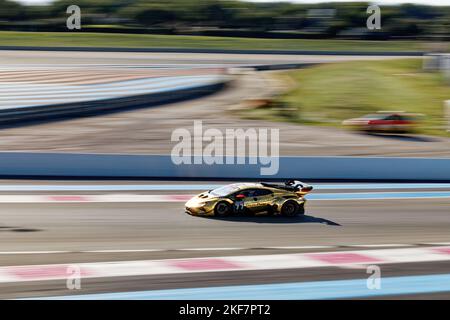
(240, 59, 450, 136)
(0, 31, 442, 52)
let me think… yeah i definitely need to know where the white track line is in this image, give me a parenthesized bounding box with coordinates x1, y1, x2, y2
(0, 194, 189, 203)
(85, 249, 166, 254)
(0, 251, 70, 255)
(178, 248, 247, 251)
(0, 244, 443, 255)
(1, 192, 450, 203)
(346, 244, 415, 248)
(421, 242, 450, 246)
(265, 246, 335, 250)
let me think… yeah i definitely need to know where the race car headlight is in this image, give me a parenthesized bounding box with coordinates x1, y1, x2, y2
(188, 200, 208, 208)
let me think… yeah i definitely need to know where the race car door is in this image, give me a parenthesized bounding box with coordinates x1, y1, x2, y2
(230, 189, 252, 213)
(246, 189, 274, 214)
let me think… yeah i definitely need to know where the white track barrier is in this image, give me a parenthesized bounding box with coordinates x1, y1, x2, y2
(0, 153, 449, 181)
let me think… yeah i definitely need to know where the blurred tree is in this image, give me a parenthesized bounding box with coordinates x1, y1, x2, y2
(0, 0, 448, 39)
(0, 0, 26, 21)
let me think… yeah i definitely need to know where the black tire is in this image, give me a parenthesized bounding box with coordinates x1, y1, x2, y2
(214, 201, 232, 217)
(280, 200, 299, 217)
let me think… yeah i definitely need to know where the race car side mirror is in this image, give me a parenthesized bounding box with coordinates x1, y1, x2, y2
(236, 194, 246, 199)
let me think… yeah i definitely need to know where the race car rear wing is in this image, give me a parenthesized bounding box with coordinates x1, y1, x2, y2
(286, 180, 314, 194)
(262, 180, 313, 193)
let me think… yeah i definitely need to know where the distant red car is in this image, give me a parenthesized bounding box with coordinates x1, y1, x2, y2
(342, 112, 419, 133)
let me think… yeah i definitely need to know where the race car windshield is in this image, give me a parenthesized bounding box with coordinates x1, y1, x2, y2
(210, 185, 240, 197)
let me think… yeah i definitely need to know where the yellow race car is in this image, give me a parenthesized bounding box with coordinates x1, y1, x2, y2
(185, 180, 313, 217)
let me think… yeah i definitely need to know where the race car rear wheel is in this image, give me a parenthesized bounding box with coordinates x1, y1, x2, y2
(281, 201, 299, 217)
(214, 201, 232, 217)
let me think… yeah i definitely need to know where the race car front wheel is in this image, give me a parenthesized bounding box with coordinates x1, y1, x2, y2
(214, 201, 232, 217)
(281, 201, 299, 217)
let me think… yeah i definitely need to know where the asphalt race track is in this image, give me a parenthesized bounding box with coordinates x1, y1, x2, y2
(0, 49, 414, 66)
(0, 180, 449, 299)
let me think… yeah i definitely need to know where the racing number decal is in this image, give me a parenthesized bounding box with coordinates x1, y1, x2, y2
(234, 200, 245, 212)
